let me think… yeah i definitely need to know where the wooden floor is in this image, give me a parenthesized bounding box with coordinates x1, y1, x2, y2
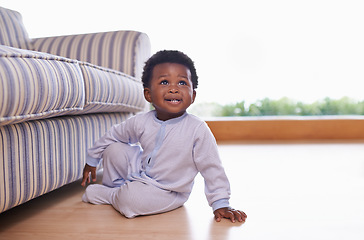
(1, 141, 364, 240)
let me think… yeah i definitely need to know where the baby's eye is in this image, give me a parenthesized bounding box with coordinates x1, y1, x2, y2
(178, 81, 187, 85)
(160, 80, 168, 85)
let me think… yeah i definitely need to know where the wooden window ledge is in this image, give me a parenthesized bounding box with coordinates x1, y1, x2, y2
(205, 116, 364, 141)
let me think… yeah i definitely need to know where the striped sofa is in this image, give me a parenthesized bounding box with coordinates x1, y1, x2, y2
(0, 6, 151, 213)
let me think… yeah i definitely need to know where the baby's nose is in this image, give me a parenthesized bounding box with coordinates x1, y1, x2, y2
(169, 88, 179, 93)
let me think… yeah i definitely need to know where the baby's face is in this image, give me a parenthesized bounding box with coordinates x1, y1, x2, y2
(144, 63, 196, 121)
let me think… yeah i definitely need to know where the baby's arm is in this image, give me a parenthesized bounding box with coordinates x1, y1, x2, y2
(214, 207, 247, 223)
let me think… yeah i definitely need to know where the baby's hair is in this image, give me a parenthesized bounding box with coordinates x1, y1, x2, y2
(142, 50, 198, 89)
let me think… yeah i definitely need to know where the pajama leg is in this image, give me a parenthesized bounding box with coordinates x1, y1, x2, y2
(110, 181, 189, 218)
(82, 142, 141, 205)
(82, 142, 188, 218)
(102, 142, 142, 187)
(81, 184, 117, 205)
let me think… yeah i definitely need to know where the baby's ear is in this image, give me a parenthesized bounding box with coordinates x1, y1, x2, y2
(144, 88, 152, 103)
(192, 90, 197, 104)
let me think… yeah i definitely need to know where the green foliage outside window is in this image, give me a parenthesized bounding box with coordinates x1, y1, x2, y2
(189, 97, 364, 117)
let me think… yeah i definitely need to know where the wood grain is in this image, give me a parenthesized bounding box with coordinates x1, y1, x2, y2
(1, 141, 364, 240)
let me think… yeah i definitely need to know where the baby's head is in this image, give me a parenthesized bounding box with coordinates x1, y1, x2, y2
(141, 50, 198, 121)
(142, 50, 198, 89)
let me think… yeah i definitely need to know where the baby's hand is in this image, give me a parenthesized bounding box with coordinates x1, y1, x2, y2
(81, 164, 97, 187)
(214, 207, 247, 223)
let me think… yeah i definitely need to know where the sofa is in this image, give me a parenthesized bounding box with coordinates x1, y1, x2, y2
(0, 6, 151, 213)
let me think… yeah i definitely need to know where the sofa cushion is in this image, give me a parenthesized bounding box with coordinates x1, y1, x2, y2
(0, 45, 85, 126)
(0, 45, 146, 126)
(33, 31, 151, 79)
(78, 63, 146, 114)
(0, 6, 32, 50)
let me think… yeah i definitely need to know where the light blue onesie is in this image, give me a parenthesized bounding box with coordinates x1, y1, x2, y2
(82, 110, 231, 218)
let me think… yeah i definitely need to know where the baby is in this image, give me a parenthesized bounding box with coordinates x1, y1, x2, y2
(81, 50, 247, 223)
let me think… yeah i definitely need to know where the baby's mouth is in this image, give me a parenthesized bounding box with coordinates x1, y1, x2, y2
(165, 99, 181, 103)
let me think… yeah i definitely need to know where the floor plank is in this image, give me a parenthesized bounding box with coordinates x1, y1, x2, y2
(1, 141, 364, 240)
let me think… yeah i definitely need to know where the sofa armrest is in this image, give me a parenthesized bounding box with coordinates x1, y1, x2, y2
(32, 30, 151, 79)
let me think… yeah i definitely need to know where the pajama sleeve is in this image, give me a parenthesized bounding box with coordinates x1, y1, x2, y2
(193, 122, 231, 211)
(86, 116, 140, 167)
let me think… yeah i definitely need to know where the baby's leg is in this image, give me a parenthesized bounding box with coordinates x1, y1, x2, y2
(82, 142, 141, 205)
(81, 184, 117, 205)
(111, 181, 189, 218)
(102, 142, 141, 187)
